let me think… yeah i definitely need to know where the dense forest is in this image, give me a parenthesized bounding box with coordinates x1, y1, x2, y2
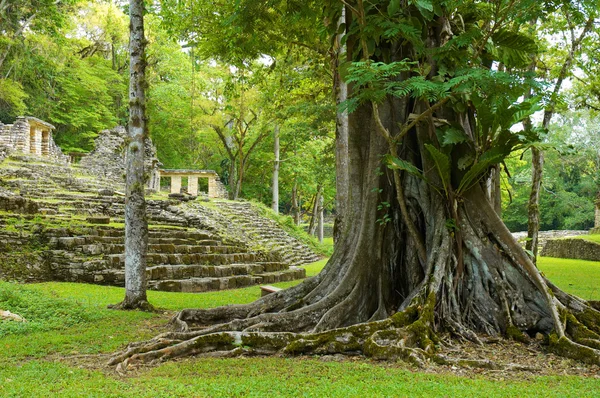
(0, 0, 597, 230)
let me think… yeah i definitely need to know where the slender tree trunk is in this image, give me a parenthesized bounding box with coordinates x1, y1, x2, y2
(526, 147, 543, 260)
(271, 125, 280, 213)
(526, 14, 594, 262)
(111, 0, 151, 311)
(308, 186, 322, 236)
(317, 194, 324, 243)
(291, 180, 300, 226)
(332, 7, 349, 244)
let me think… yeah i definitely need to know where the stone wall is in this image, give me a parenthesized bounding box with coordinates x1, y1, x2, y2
(541, 238, 600, 262)
(79, 126, 160, 191)
(0, 189, 39, 214)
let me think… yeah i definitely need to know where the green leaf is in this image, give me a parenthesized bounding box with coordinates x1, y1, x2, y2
(491, 29, 537, 52)
(413, 0, 433, 12)
(441, 127, 468, 146)
(385, 154, 427, 182)
(388, 0, 401, 16)
(457, 148, 506, 193)
(425, 144, 451, 195)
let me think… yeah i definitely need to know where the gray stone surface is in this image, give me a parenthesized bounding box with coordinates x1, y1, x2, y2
(541, 238, 600, 262)
(79, 126, 160, 191)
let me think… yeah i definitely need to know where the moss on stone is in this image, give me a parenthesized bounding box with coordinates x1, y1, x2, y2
(505, 324, 529, 343)
(549, 334, 600, 365)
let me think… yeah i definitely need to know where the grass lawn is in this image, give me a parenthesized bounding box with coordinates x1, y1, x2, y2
(538, 256, 600, 301)
(1, 257, 600, 397)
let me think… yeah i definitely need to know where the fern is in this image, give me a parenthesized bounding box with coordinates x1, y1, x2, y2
(425, 144, 451, 195)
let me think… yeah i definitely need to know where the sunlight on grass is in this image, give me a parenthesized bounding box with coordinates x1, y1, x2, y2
(538, 256, 600, 301)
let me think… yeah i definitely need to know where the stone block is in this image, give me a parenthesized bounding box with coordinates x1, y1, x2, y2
(86, 216, 110, 224)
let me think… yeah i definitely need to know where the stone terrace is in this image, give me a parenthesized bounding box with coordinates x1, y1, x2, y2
(0, 154, 316, 292)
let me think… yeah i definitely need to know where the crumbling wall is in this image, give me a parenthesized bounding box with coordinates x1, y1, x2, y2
(541, 238, 600, 261)
(80, 126, 160, 190)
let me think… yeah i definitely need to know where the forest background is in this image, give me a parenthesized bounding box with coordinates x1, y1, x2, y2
(0, 0, 598, 231)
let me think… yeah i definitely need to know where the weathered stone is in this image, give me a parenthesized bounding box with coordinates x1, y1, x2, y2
(79, 126, 160, 191)
(98, 189, 114, 196)
(87, 216, 110, 225)
(541, 238, 600, 261)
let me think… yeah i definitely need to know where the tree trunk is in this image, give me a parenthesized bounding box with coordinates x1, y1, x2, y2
(525, 147, 543, 261)
(332, 7, 349, 244)
(110, 0, 151, 311)
(291, 180, 300, 226)
(308, 186, 322, 236)
(317, 194, 324, 243)
(271, 125, 280, 213)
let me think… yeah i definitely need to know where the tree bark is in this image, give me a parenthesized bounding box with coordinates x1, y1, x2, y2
(525, 147, 543, 261)
(110, 0, 151, 311)
(308, 186, 322, 236)
(332, 7, 349, 244)
(271, 125, 280, 213)
(291, 180, 300, 226)
(317, 194, 324, 243)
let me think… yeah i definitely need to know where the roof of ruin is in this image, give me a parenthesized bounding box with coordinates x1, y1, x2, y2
(159, 169, 218, 176)
(24, 116, 55, 130)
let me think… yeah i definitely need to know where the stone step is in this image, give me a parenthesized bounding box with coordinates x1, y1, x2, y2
(146, 262, 289, 281)
(105, 252, 259, 267)
(147, 267, 305, 292)
(78, 243, 240, 256)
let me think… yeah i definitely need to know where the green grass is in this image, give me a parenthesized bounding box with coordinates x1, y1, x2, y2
(1, 257, 600, 397)
(538, 256, 600, 301)
(571, 234, 600, 244)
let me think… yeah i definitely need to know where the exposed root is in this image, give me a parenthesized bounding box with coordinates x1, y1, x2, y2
(109, 295, 438, 369)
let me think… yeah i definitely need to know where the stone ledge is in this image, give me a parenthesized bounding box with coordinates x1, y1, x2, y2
(540, 238, 600, 262)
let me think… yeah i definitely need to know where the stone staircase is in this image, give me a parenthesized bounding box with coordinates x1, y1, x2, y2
(0, 154, 311, 292)
(212, 201, 321, 266)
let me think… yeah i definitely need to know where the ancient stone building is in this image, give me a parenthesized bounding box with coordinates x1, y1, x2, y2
(79, 126, 161, 191)
(160, 169, 229, 198)
(0, 116, 69, 163)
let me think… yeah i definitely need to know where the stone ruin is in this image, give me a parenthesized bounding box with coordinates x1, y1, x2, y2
(79, 126, 161, 192)
(0, 116, 69, 163)
(0, 118, 316, 292)
(160, 169, 229, 198)
(78, 127, 228, 198)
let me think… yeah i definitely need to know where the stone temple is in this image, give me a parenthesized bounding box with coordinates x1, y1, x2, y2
(0, 116, 69, 163)
(0, 117, 317, 292)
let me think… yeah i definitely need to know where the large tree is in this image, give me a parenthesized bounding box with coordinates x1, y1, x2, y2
(110, 0, 152, 311)
(111, 0, 600, 367)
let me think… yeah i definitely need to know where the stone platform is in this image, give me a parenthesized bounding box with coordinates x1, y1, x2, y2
(0, 154, 317, 292)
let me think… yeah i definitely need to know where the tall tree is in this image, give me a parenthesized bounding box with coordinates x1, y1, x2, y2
(111, 0, 152, 311)
(112, 0, 600, 367)
(526, 3, 597, 261)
